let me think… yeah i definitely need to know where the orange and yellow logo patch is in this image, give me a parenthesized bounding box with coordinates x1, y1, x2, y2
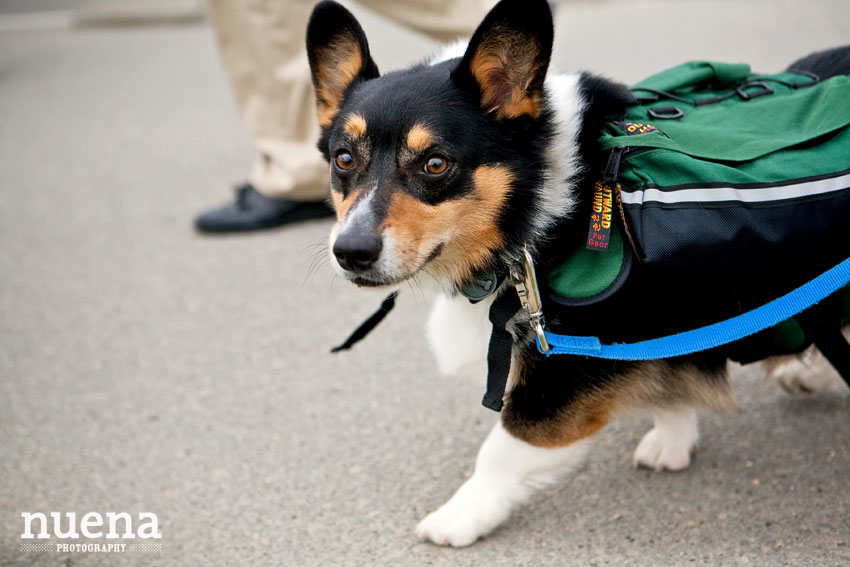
(587, 180, 615, 251)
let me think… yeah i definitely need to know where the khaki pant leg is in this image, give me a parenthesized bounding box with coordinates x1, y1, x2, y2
(208, 0, 327, 201)
(358, 0, 496, 42)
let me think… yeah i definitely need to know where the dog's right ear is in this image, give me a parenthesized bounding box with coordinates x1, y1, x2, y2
(306, 1, 379, 128)
(453, 0, 553, 121)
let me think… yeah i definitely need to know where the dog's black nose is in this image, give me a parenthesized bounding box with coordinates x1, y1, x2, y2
(333, 233, 383, 272)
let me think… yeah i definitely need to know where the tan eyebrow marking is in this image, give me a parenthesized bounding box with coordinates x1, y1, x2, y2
(406, 123, 434, 153)
(343, 113, 367, 138)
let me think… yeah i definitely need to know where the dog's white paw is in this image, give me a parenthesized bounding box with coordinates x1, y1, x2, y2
(415, 460, 513, 546)
(416, 423, 594, 546)
(415, 476, 511, 547)
(633, 408, 699, 472)
(633, 426, 696, 471)
(415, 498, 496, 548)
(767, 347, 840, 395)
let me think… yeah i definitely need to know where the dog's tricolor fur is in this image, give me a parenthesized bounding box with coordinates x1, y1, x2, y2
(306, 0, 850, 547)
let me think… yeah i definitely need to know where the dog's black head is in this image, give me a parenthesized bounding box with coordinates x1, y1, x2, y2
(307, 0, 554, 289)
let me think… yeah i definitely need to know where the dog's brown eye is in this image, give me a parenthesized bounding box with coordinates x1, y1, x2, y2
(424, 155, 448, 175)
(335, 152, 354, 171)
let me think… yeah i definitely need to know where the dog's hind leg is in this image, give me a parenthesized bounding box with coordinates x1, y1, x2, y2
(632, 406, 699, 472)
(764, 344, 846, 394)
(623, 358, 732, 471)
(763, 324, 850, 394)
(416, 420, 592, 547)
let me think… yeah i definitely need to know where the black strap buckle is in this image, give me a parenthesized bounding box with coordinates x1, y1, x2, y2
(737, 81, 774, 101)
(647, 105, 684, 120)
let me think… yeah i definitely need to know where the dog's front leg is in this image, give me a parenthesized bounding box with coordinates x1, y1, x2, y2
(416, 420, 592, 547)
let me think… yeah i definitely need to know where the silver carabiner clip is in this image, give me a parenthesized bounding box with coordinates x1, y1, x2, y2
(511, 247, 550, 352)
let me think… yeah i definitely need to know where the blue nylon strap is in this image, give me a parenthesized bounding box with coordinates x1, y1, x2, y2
(538, 257, 850, 359)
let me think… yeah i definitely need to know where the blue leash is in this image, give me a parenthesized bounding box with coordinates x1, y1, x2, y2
(538, 256, 850, 359)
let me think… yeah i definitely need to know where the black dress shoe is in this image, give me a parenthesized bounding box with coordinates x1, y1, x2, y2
(194, 184, 333, 233)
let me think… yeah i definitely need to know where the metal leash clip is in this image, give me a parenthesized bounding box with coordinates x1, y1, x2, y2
(511, 247, 550, 352)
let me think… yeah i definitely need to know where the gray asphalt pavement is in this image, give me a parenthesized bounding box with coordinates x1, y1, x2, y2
(1, 1, 849, 566)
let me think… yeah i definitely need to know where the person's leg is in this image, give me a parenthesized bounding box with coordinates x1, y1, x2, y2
(197, 0, 332, 233)
(358, 0, 497, 43)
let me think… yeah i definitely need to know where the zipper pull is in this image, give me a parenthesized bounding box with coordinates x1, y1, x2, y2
(604, 147, 625, 184)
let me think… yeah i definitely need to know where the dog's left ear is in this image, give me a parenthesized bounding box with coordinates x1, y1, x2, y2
(306, 1, 380, 128)
(454, 0, 553, 120)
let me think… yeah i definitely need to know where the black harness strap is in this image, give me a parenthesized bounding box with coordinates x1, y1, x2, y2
(331, 291, 399, 353)
(482, 291, 522, 412)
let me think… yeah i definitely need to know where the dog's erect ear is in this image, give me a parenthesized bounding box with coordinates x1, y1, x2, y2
(306, 1, 379, 128)
(454, 0, 553, 120)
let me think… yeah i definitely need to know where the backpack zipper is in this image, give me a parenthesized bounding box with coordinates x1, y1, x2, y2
(604, 146, 626, 184)
(604, 146, 653, 184)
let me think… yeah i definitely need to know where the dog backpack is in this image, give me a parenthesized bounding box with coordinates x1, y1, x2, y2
(536, 61, 850, 385)
(597, 61, 850, 270)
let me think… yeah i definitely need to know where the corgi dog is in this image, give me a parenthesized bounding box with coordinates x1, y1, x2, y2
(305, 0, 850, 547)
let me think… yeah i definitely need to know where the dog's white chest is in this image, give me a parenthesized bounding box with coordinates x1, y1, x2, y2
(427, 293, 495, 378)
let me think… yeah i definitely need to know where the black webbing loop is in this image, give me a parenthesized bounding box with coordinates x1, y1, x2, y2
(482, 291, 522, 412)
(331, 291, 399, 353)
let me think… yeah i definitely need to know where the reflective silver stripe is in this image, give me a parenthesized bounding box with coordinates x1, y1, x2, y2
(620, 171, 850, 205)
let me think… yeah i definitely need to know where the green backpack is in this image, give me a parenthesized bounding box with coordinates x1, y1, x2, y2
(550, 61, 850, 299)
(604, 61, 850, 268)
(546, 61, 850, 359)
